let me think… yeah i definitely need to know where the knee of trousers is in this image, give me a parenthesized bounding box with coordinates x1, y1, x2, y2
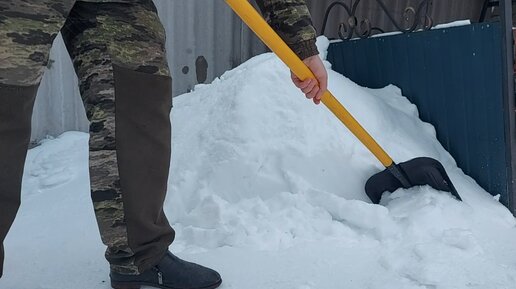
(0, 83, 39, 125)
(0, 83, 39, 200)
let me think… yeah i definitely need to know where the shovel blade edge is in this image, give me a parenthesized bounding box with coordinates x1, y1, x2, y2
(365, 157, 462, 204)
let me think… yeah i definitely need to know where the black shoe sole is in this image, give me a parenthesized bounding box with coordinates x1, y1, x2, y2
(111, 279, 222, 289)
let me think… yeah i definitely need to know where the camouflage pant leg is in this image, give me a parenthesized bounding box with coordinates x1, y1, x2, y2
(0, 0, 75, 86)
(62, 0, 173, 275)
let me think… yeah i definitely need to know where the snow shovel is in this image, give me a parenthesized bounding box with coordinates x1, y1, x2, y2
(225, 0, 463, 204)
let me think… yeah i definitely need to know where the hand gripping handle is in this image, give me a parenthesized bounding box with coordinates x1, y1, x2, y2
(225, 0, 394, 167)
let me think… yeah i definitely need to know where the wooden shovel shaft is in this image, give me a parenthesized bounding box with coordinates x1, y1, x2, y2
(225, 0, 394, 167)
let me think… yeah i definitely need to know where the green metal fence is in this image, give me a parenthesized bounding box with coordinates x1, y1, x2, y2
(327, 21, 515, 210)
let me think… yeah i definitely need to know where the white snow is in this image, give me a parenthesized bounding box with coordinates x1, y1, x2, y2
(3, 37, 516, 289)
(432, 20, 471, 29)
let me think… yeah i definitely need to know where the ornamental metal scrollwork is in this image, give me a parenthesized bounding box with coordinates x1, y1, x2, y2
(321, 0, 434, 40)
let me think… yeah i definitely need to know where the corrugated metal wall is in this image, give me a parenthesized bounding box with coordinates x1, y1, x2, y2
(30, 0, 487, 142)
(153, 0, 266, 95)
(327, 22, 510, 205)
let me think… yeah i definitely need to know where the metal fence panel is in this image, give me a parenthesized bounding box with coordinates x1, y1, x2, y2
(327, 22, 509, 205)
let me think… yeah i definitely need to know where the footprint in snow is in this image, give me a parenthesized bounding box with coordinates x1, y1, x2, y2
(28, 151, 74, 191)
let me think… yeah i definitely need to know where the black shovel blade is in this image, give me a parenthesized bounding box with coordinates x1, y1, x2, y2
(365, 157, 462, 204)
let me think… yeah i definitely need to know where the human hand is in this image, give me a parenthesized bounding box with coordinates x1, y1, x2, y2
(290, 55, 328, 105)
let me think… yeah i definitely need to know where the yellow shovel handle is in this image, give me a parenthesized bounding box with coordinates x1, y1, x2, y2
(225, 0, 393, 167)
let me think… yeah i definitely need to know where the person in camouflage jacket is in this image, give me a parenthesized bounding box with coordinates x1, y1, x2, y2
(0, 0, 327, 288)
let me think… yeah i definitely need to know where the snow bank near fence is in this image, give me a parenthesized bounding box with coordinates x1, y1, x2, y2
(4, 37, 516, 289)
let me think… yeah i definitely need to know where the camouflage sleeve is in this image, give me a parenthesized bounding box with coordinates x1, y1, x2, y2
(255, 0, 319, 59)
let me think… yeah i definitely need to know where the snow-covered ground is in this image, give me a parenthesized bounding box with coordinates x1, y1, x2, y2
(3, 38, 516, 289)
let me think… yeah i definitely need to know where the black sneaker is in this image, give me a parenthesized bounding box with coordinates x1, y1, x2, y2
(110, 251, 222, 289)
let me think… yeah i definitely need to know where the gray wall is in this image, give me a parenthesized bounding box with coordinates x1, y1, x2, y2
(30, 0, 487, 142)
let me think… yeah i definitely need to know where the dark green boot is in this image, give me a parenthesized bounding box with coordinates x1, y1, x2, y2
(110, 251, 222, 289)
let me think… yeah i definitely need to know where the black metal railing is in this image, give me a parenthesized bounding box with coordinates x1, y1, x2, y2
(321, 0, 434, 40)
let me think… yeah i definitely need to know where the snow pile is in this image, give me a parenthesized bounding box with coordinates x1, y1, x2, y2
(168, 37, 514, 248)
(3, 37, 516, 289)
